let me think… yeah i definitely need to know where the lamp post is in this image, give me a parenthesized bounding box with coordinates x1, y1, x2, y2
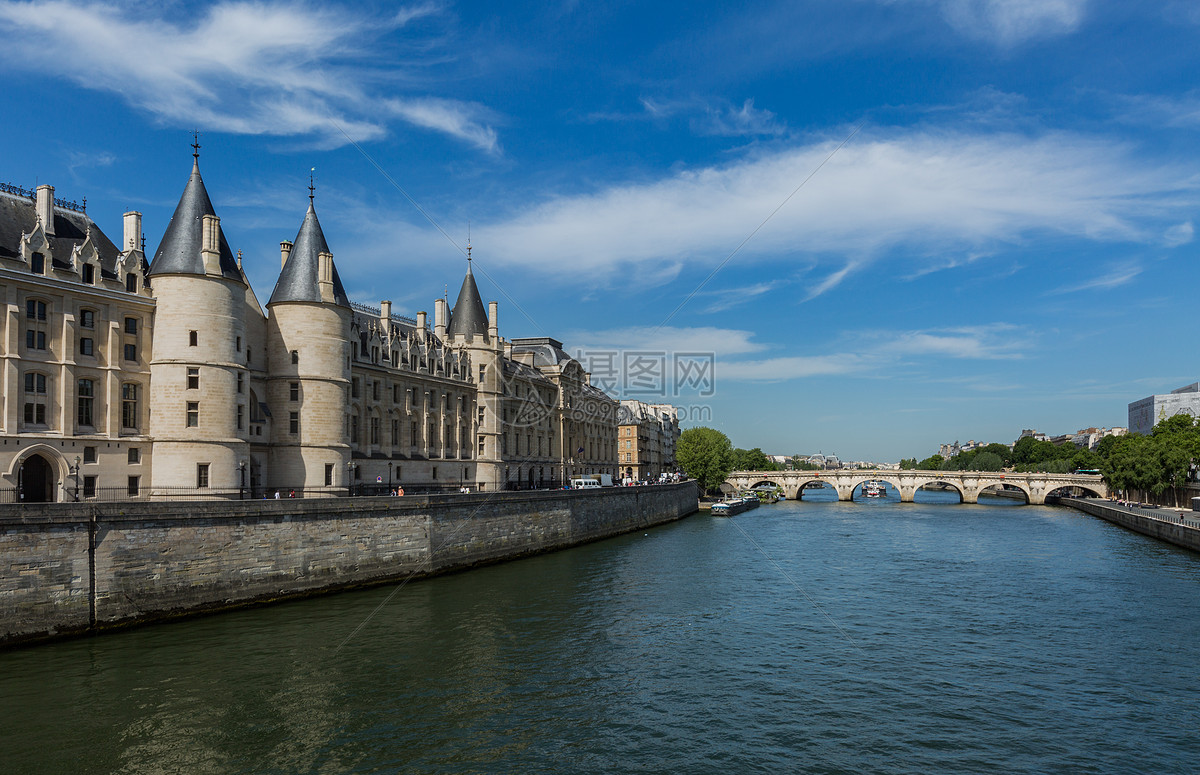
(72, 455, 81, 502)
(239, 460, 246, 500)
(388, 461, 393, 493)
(347, 460, 354, 497)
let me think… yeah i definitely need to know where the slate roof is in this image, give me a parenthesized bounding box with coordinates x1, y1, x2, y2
(0, 191, 121, 268)
(267, 201, 350, 307)
(446, 260, 489, 340)
(148, 159, 242, 281)
(511, 337, 571, 368)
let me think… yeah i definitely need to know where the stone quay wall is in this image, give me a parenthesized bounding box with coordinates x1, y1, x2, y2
(0, 482, 699, 647)
(1060, 497, 1200, 553)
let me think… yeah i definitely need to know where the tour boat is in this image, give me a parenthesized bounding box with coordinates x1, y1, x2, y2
(863, 480, 886, 498)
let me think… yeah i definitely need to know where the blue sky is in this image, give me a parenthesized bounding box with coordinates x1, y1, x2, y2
(1, 0, 1197, 462)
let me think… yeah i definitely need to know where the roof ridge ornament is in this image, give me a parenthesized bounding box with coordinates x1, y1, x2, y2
(309, 167, 315, 204)
(192, 130, 201, 160)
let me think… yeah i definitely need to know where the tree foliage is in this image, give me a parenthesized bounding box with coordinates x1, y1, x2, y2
(917, 454, 944, 470)
(1101, 416, 1200, 505)
(677, 427, 735, 494)
(898, 457, 917, 470)
(732, 447, 778, 471)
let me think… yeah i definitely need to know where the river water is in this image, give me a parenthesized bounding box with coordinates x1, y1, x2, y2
(5, 492, 1200, 774)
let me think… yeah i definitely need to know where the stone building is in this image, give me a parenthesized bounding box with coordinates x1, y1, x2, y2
(1128, 383, 1200, 435)
(616, 400, 681, 482)
(0, 151, 618, 501)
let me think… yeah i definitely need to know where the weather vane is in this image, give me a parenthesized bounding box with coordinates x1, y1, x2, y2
(191, 130, 201, 160)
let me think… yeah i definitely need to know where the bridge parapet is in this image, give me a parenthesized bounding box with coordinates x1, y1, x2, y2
(727, 470, 1106, 505)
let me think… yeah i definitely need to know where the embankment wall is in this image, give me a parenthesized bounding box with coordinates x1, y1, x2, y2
(0, 483, 698, 647)
(1061, 497, 1200, 553)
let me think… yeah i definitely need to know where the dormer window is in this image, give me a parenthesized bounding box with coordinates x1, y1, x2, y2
(82, 264, 95, 284)
(30, 252, 44, 274)
(126, 273, 138, 293)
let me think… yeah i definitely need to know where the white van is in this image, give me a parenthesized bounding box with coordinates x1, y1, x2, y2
(571, 478, 600, 489)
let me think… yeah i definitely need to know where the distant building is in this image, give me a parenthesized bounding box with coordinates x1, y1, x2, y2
(1019, 429, 1050, 442)
(616, 400, 680, 481)
(1128, 383, 1200, 435)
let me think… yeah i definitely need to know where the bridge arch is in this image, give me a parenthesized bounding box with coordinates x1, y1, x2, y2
(978, 482, 1031, 504)
(910, 477, 965, 504)
(847, 477, 901, 501)
(1046, 484, 1104, 500)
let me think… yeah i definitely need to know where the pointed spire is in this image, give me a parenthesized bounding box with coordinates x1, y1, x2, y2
(267, 190, 349, 307)
(148, 146, 242, 281)
(309, 167, 315, 204)
(446, 253, 489, 342)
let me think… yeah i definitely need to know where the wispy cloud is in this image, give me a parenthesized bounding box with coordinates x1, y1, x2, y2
(877, 0, 1089, 45)
(469, 128, 1196, 284)
(561, 323, 1027, 386)
(695, 99, 787, 137)
(1045, 261, 1143, 295)
(0, 1, 498, 150)
(598, 96, 786, 138)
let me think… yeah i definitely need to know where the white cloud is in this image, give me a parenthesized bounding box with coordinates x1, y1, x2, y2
(1046, 261, 1143, 294)
(1165, 221, 1194, 247)
(474, 128, 1196, 285)
(565, 325, 769, 356)
(560, 323, 1026, 387)
(696, 99, 787, 137)
(940, 0, 1087, 44)
(876, 0, 1088, 45)
(0, 1, 497, 150)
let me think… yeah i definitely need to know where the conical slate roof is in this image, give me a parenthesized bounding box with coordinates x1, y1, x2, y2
(446, 260, 489, 340)
(267, 201, 349, 307)
(149, 159, 242, 281)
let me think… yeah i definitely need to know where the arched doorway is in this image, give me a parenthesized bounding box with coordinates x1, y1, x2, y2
(20, 454, 56, 503)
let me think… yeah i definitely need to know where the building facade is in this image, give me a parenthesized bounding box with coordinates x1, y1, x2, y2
(616, 400, 681, 482)
(1128, 383, 1200, 436)
(0, 154, 619, 501)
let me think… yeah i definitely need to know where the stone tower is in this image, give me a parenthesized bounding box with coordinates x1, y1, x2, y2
(147, 148, 250, 493)
(444, 256, 504, 489)
(264, 189, 352, 491)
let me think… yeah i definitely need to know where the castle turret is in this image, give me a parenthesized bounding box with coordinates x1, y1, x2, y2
(265, 187, 351, 492)
(444, 255, 504, 489)
(146, 147, 249, 495)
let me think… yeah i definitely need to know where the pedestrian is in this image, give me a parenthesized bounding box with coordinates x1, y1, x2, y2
(289, 489, 295, 498)
(274, 490, 280, 499)
(397, 485, 405, 496)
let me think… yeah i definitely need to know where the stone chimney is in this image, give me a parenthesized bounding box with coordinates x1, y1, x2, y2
(280, 240, 293, 269)
(380, 300, 392, 322)
(123, 211, 142, 252)
(434, 298, 447, 339)
(317, 252, 334, 303)
(487, 301, 499, 341)
(201, 214, 221, 275)
(416, 310, 427, 336)
(36, 185, 54, 235)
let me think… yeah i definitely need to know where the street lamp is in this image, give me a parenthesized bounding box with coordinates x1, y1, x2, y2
(239, 460, 246, 500)
(72, 455, 81, 502)
(388, 461, 393, 493)
(347, 460, 354, 497)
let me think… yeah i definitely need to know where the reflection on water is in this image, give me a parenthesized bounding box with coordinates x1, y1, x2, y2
(5, 498, 1200, 773)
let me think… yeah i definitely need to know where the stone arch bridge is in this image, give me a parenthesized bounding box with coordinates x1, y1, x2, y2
(726, 469, 1107, 505)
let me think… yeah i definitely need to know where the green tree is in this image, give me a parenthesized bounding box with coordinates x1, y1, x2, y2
(917, 454, 944, 470)
(969, 451, 1004, 471)
(898, 458, 917, 470)
(733, 447, 775, 471)
(981, 443, 1013, 467)
(677, 427, 735, 494)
